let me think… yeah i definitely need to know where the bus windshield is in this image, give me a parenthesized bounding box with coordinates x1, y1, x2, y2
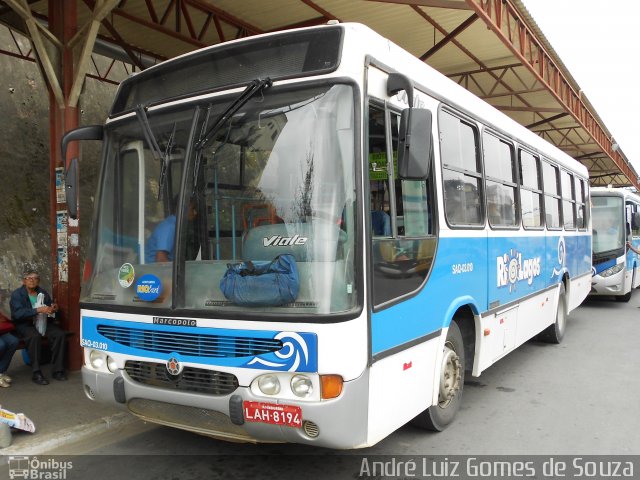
(592, 195, 624, 254)
(84, 83, 357, 316)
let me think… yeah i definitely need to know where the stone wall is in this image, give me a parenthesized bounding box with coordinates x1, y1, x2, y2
(0, 27, 127, 314)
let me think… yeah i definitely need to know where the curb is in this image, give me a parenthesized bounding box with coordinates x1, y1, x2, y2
(0, 412, 138, 461)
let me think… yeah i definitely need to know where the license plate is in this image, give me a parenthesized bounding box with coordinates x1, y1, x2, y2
(243, 401, 302, 428)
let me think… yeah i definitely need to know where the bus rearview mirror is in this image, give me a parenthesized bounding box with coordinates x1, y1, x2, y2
(60, 125, 103, 220)
(398, 108, 432, 180)
(632, 212, 640, 230)
(65, 157, 79, 220)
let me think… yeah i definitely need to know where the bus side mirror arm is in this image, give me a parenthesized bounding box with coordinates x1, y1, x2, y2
(60, 125, 104, 220)
(387, 73, 414, 107)
(61, 125, 103, 161)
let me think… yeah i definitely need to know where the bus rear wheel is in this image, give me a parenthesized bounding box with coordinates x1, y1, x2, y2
(411, 321, 465, 432)
(538, 284, 566, 344)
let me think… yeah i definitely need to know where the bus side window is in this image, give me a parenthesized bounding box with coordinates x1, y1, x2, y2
(542, 160, 562, 229)
(440, 110, 483, 227)
(483, 131, 517, 228)
(575, 176, 586, 230)
(519, 150, 543, 229)
(561, 169, 576, 230)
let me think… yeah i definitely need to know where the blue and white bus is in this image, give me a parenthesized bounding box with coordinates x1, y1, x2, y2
(63, 22, 592, 448)
(590, 187, 640, 301)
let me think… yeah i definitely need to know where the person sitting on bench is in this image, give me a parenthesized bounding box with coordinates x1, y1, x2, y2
(9, 269, 66, 385)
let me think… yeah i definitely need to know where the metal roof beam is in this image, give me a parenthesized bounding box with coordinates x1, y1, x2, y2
(3, 0, 64, 107)
(104, 0, 264, 49)
(269, 16, 329, 32)
(367, 0, 473, 10)
(466, 0, 639, 189)
(411, 5, 538, 116)
(575, 152, 603, 160)
(448, 61, 522, 76)
(495, 106, 565, 113)
(99, 17, 147, 69)
(300, 0, 339, 20)
(68, 0, 121, 107)
(482, 86, 547, 100)
(114, 8, 207, 48)
(420, 13, 478, 61)
(185, 0, 262, 35)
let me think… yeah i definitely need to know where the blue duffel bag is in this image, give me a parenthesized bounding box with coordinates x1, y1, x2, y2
(219, 254, 300, 307)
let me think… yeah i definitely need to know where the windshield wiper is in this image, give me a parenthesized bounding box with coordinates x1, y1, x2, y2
(195, 77, 272, 152)
(192, 77, 272, 193)
(136, 104, 173, 201)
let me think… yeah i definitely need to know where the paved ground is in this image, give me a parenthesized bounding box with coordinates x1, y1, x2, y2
(0, 354, 136, 458)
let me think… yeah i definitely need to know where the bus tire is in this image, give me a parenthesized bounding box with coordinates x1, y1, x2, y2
(615, 291, 632, 302)
(539, 284, 567, 344)
(411, 320, 465, 432)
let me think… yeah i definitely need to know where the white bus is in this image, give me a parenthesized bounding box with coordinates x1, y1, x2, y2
(590, 187, 640, 301)
(63, 22, 592, 449)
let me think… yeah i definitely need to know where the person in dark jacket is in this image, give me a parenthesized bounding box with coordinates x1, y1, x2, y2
(9, 269, 66, 385)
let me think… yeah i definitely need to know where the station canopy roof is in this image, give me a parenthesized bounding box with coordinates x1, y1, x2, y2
(1, 0, 636, 187)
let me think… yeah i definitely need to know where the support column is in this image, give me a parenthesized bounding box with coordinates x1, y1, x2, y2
(49, 0, 82, 371)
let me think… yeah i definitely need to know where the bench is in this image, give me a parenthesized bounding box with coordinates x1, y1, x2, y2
(16, 332, 74, 365)
(1, 313, 71, 366)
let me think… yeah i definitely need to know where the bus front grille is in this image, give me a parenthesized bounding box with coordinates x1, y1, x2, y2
(127, 398, 254, 442)
(97, 325, 282, 358)
(124, 360, 239, 395)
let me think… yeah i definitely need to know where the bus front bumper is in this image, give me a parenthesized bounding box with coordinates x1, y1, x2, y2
(82, 365, 370, 449)
(590, 267, 626, 296)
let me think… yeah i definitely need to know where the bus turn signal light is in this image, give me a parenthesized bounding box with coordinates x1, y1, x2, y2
(320, 375, 343, 399)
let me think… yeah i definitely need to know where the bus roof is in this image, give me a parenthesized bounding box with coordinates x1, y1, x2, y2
(109, 21, 587, 179)
(591, 186, 640, 202)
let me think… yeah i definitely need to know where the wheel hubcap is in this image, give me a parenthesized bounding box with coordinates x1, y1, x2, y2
(439, 341, 462, 408)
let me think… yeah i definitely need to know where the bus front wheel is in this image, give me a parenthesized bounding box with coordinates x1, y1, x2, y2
(411, 320, 465, 432)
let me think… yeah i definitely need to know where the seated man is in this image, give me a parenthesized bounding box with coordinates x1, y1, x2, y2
(10, 269, 66, 385)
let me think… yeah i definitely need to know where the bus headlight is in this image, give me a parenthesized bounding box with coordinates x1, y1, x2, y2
(89, 350, 105, 369)
(600, 263, 624, 277)
(258, 374, 281, 395)
(106, 356, 118, 373)
(291, 375, 313, 398)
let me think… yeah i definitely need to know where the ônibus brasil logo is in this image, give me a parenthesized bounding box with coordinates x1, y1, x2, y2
(497, 248, 541, 292)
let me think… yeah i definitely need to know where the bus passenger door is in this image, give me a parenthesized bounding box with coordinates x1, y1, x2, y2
(365, 67, 440, 445)
(626, 203, 640, 288)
